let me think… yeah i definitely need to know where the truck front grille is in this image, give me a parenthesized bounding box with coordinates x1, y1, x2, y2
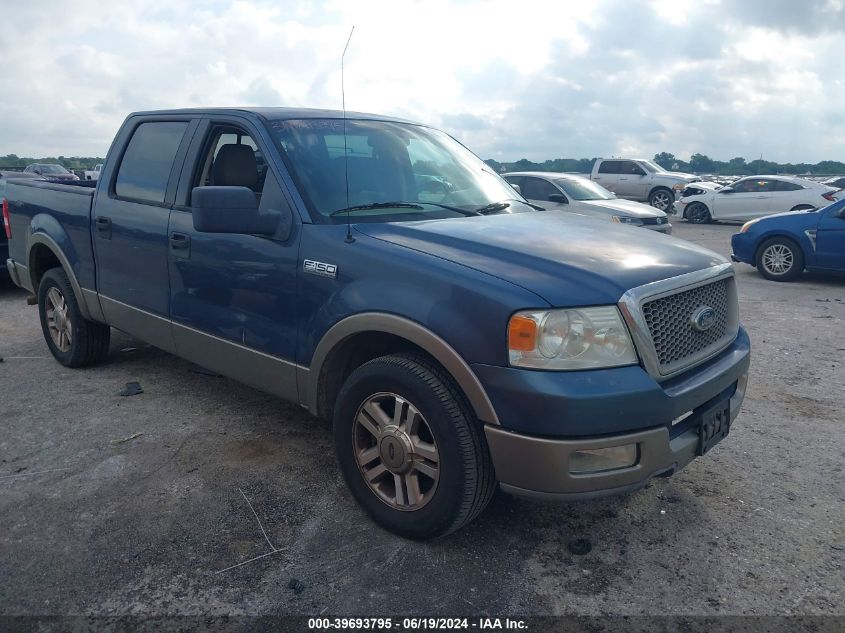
(640, 278, 733, 374)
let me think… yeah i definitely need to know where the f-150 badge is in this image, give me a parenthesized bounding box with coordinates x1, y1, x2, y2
(303, 259, 338, 279)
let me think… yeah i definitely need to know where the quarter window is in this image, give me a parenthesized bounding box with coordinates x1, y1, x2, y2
(115, 122, 188, 204)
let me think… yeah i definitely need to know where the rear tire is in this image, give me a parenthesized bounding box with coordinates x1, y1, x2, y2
(685, 202, 712, 224)
(333, 354, 496, 539)
(790, 204, 815, 212)
(648, 188, 674, 212)
(37, 267, 111, 367)
(755, 237, 804, 282)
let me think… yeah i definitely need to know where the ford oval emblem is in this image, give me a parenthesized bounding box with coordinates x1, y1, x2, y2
(691, 306, 717, 332)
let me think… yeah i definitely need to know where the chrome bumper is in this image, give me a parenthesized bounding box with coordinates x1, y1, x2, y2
(486, 372, 748, 500)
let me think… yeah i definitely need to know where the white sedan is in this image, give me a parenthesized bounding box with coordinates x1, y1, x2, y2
(503, 172, 671, 233)
(674, 175, 840, 224)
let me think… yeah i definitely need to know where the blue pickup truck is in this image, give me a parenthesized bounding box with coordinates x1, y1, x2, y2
(5, 108, 750, 538)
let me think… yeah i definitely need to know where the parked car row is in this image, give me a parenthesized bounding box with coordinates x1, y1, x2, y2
(503, 172, 672, 232)
(675, 176, 842, 223)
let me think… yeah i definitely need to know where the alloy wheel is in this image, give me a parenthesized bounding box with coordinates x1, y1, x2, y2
(45, 287, 73, 352)
(651, 191, 672, 211)
(352, 392, 440, 511)
(762, 244, 794, 276)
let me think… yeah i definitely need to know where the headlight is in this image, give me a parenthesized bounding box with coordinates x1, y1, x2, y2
(740, 219, 760, 233)
(508, 307, 638, 370)
(611, 215, 643, 225)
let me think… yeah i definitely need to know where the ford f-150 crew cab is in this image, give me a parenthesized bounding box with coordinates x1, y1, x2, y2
(590, 158, 701, 212)
(5, 108, 750, 539)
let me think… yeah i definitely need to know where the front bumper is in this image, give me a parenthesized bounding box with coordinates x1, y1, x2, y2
(485, 372, 747, 499)
(643, 222, 672, 234)
(476, 327, 750, 498)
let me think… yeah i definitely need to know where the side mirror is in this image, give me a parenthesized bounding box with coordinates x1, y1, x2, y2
(192, 186, 279, 236)
(509, 183, 521, 194)
(720, 187, 735, 194)
(548, 193, 568, 204)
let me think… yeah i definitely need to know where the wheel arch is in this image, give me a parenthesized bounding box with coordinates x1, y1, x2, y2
(683, 200, 711, 220)
(26, 233, 96, 321)
(753, 232, 805, 264)
(304, 313, 500, 426)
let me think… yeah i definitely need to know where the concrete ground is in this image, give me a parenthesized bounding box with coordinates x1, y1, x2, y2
(0, 221, 843, 618)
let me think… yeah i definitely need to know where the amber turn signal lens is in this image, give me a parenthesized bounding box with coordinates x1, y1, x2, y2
(508, 315, 537, 352)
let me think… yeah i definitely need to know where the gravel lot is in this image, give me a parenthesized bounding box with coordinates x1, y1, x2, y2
(1, 221, 843, 619)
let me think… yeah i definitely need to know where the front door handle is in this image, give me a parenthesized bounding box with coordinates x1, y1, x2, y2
(169, 232, 190, 249)
(169, 232, 191, 259)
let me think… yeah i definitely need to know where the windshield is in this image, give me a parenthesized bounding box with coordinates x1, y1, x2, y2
(270, 118, 533, 223)
(555, 178, 616, 201)
(39, 164, 69, 174)
(639, 160, 665, 173)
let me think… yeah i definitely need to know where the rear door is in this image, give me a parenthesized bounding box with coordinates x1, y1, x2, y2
(815, 203, 845, 270)
(93, 117, 198, 352)
(593, 160, 622, 193)
(616, 161, 649, 199)
(713, 178, 774, 220)
(166, 116, 301, 401)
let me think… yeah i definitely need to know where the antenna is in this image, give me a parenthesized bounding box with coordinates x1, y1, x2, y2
(342, 25, 355, 244)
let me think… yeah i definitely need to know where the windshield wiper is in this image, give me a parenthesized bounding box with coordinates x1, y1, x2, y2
(475, 201, 511, 215)
(331, 201, 482, 218)
(330, 202, 423, 216)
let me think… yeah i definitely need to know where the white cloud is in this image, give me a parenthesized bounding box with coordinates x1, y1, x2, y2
(0, 0, 843, 163)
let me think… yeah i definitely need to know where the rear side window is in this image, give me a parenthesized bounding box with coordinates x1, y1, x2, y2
(598, 161, 621, 174)
(115, 122, 188, 204)
(775, 180, 803, 191)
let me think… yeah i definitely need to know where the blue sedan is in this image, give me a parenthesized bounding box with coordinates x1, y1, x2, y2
(731, 199, 845, 281)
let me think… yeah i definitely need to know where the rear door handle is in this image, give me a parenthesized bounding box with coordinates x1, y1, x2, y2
(169, 232, 191, 257)
(95, 216, 111, 239)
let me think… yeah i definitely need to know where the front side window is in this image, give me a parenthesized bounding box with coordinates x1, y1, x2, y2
(270, 118, 533, 223)
(556, 178, 616, 201)
(621, 161, 645, 175)
(732, 178, 766, 193)
(115, 121, 188, 204)
(194, 126, 267, 195)
(522, 177, 560, 201)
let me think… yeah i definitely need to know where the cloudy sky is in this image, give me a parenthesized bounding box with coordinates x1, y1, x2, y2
(2, 0, 843, 162)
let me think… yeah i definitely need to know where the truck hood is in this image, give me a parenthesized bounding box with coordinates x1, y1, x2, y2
(356, 213, 726, 307)
(579, 198, 666, 218)
(658, 171, 699, 181)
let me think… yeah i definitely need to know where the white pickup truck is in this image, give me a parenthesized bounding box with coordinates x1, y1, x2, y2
(83, 164, 103, 180)
(589, 158, 700, 212)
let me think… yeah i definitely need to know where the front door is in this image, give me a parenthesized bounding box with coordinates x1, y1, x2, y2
(714, 178, 775, 220)
(815, 204, 845, 270)
(522, 176, 569, 211)
(93, 118, 197, 352)
(167, 119, 301, 401)
(616, 161, 648, 199)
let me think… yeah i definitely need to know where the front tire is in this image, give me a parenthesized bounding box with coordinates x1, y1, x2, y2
(648, 188, 674, 212)
(38, 267, 111, 367)
(333, 354, 496, 539)
(756, 237, 804, 282)
(685, 202, 712, 224)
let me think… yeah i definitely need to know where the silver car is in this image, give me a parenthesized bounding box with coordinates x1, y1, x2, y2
(504, 171, 672, 233)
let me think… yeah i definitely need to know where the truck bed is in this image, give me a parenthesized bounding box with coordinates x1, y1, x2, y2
(5, 178, 98, 292)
